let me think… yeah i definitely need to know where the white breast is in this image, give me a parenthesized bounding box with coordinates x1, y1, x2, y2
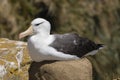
(27, 35, 55, 62)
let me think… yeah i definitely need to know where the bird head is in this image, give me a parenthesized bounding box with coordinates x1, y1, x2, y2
(19, 18, 51, 39)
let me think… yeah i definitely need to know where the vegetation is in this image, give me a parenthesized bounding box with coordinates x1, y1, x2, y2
(0, 0, 120, 79)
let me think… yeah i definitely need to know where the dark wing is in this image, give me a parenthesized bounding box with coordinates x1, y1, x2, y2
(49, 33, 102, 57)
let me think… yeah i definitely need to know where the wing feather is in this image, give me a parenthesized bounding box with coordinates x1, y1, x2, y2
(49, 33, 101, 57)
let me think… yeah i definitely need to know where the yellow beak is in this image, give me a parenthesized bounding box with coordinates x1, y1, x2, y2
(19, 26, 33, 39)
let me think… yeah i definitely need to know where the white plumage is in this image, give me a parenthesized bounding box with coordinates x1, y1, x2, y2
(19, 18, 103, 62)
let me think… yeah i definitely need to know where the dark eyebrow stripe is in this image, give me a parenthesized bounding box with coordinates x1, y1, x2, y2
(38, 21, 44, 24)
(35, 21, 44, 26)
(39, 21, 44, 24)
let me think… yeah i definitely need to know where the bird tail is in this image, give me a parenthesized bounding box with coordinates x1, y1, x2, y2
(85, 44, 104, 56)
(97, 44, 105, 49)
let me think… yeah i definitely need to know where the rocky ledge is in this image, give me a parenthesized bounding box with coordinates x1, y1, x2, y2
(0, 38, 92, 80)
(29, 58, 92, 80)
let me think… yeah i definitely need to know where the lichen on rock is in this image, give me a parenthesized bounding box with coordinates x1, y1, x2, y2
(0, 38, 30, 80)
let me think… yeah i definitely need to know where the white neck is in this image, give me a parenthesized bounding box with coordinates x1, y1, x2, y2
(38, 31, 50, 38)
(36, 26, 50, 39)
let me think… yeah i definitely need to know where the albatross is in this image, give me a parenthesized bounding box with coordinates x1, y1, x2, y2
(19, 18, 103, 62)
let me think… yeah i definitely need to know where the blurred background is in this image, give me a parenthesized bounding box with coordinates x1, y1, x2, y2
(0, 0, 120, 80)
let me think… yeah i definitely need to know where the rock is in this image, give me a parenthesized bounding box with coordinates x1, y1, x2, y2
(0, 38, 30, 80)
(0, 38, 93, 80)
(29, 58, 92, 80)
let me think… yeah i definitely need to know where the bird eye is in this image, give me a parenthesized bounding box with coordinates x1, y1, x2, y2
(34, 21, 44, 26)
(35, 23, 40, 26)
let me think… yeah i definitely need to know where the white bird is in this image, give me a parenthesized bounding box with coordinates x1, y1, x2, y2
(19, 18, 103, 62)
